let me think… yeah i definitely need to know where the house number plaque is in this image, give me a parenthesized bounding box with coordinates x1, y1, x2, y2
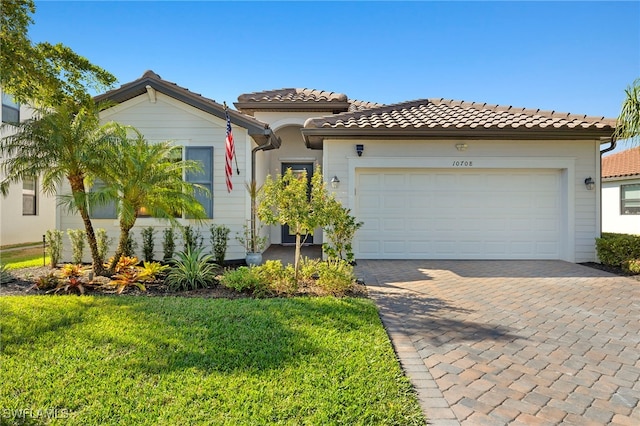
(452, 160, 473, 167)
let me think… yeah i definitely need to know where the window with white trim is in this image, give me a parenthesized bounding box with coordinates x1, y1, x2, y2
(22, 177, 37, 215)
(89, 146, 213, 219)
(2, 93, 20, 124)
(186, 147, 213, 219)
(621, 184, 640, 215)
(90, 180, 117, 219)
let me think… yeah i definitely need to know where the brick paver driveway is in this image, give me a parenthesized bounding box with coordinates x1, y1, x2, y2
(356, 260, 640, 425)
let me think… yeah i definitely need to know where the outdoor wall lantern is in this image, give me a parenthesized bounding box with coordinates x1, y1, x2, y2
(330, 176, 340, 189)
(584, 177, 595, 190)
(355, 144, 364, 157)
(455, 143, 468, 151)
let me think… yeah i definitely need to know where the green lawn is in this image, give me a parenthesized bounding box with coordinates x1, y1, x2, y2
(0, 296, 424, 425)
(0, 246, 49, 269)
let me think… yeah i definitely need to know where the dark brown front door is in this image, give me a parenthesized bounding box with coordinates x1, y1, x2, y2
(281, 162, 314, 245)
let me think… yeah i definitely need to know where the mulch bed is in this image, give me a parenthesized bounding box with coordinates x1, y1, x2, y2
(0, 266, 368, 298)
(3, 262, 635, 298)
(579, 262, 640, 281)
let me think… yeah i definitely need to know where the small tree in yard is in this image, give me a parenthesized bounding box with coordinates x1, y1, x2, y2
(92, 123, 207, 272)
(322, 201, 363, 264)
(258, 166, 334, 279)
(0, 101, 114, 275)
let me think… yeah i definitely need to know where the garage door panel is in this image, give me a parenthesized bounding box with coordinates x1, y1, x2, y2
(358, 239, 380, 254)
(355, 168, 563, 259)
(408, 241, 431, 253)
(409, 196, 431, 209)
(485, 241, 508, 255)
(382, 218, 405, 232)
(360, 218, 381, 233)
(358, 194, 380, 210)
(383, 194, 407, 209)
(383, 241, 405, 254)
(409, 218, 431, 232)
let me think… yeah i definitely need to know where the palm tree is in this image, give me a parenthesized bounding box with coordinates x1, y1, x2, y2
(614, 78, 640, 145)
(92, 123, 208, 272)
(0, 101, 111, 274)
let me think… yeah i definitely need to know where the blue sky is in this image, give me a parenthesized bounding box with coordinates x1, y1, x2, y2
(30, 1, 639, 120)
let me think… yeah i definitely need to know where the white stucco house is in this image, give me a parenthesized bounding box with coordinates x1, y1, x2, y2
(57, 71, 616, 263)
(0, 89, 56, 246)
(602, 146, 640, 235)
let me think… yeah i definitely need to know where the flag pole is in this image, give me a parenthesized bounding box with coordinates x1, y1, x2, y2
(223, 102, 241, 175)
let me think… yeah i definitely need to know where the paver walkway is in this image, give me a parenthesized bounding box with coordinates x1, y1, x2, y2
(356, 260, 640, 425)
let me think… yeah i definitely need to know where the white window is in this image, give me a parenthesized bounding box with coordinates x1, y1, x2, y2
(22, 177, 37, 216)
(621, 184, 640, 215)
(89, 146, 213, 219)
(90, 180, 117, 219)
(186, 147, 213, 219)
(2, 93, 20, 124)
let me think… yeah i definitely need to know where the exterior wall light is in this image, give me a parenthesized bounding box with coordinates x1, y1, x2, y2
(584, 177, 595, 190)
(355, 144, 364, 157)
(455, 143, 468, 151)
(330, 176, 340, 189)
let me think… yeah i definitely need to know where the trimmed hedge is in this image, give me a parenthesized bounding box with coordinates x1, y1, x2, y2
(595, 233, 640, 266)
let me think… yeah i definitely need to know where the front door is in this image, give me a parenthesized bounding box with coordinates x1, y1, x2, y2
(281, 162, 314, 245)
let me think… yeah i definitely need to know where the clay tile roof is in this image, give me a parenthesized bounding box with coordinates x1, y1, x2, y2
(235, 88, 382, 113)
(602, 146, 640, 179)
(348, 99, 385, 112)
(304, 98, 617, 132)
(237, 88, 348, 103)
(94, 70, 279, 147)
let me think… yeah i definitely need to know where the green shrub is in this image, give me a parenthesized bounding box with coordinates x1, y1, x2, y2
(45, 229, 63, 268)
(623, 259, 640, 274)
(254, 260, 297, 295)
(595, 233, 640, 266)
(67, 229, 86, 264)
(0, 263, 12, 284)
(219, 266, 264, 293)
(315, 260, 355, 295)
(109, 256, 147, 294)
(33, 272, 59, 290)
(165, 248, 218, 291)
(55, 263, 87, 294)
(182, 225, 202, 252)
(322, 204, 363, 263)
(95, 228, 111, 263)
(141, 226, 155, 261)
(162, 228, 176, 262)
(138, 261, 169, 282)
(210, 224, 230, 265)
(123, 233, 137, 258)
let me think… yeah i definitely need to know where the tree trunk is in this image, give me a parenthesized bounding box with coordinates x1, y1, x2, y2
(294, 232, 302, 282)
(109, 220, 133, 273)
(68, 174, 105, 275)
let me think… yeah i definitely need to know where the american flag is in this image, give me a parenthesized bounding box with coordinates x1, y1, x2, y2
(225, 108, 235, 193)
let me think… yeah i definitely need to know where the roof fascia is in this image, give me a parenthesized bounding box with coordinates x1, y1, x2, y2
(95, 77, 273, 138)
(302, 127, 616, 149)
(234, 101, 351, 114)
(602, 175, 640, 182)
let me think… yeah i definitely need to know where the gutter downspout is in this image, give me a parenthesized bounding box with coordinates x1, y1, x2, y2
(600, 137, 617, 155)
(250, 134, 281, 252)
(598, 137, 617, 243)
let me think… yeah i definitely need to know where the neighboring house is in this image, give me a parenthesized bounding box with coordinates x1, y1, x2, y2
(602, 146, 640, 235)
(0, 89, 56, 246)
(57, 71, 616, 263)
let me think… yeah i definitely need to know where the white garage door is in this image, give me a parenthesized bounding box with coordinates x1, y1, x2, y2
(355, 168, 563, 259)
